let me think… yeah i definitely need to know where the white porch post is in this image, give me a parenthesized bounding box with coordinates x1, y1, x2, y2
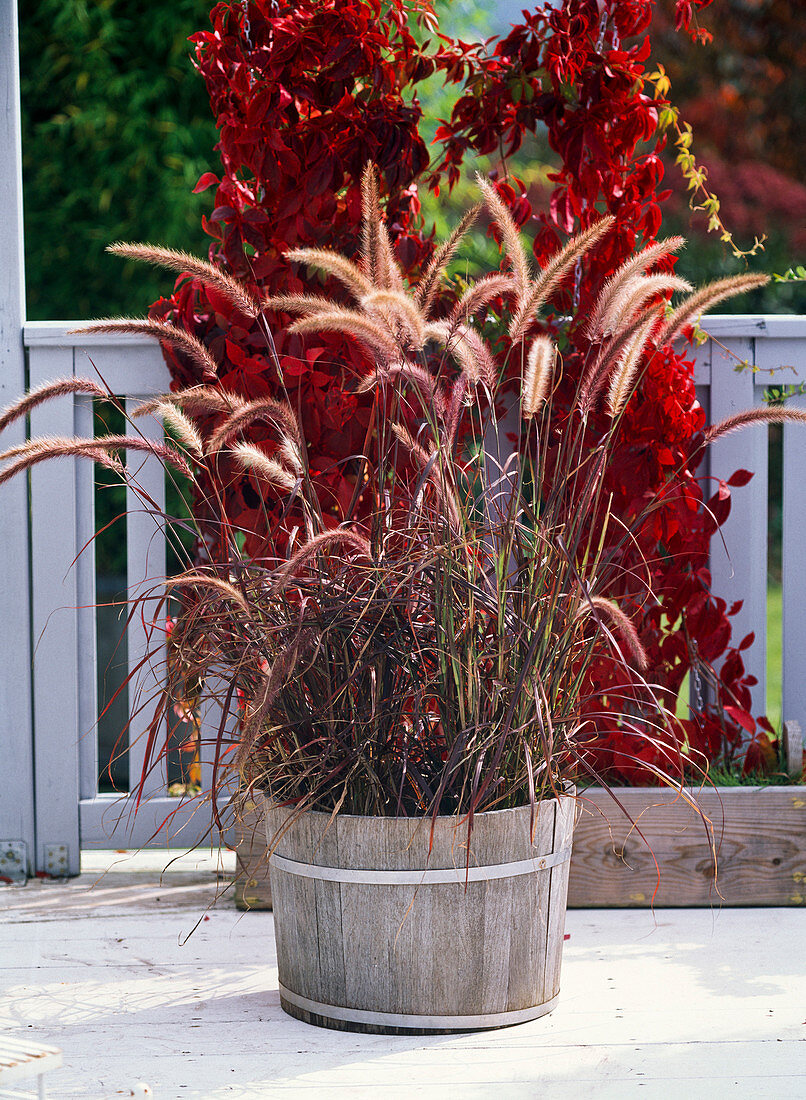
(0, 0, 36, 877)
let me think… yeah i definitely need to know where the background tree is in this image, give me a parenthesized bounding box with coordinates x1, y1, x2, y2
(19, 0, 217, 320)
(651, 0, 806, 313)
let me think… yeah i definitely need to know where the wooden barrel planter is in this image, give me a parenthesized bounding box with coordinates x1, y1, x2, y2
(263, 793, 576, 1034)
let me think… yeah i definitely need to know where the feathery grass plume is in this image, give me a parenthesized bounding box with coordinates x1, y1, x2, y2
(0, 438, 124, 486)
(451, 273, 515, 325)
(508, 216, 616, 342)
(425, 321, 498, 388)
(134, 387, 244, 419)
(271, 529, 374, 592)
(390, 421, 432, 470)
(162, 574, 250, 612)
(361, 290, 426, 349)
(231, 443, 297, 492)
(277, 436, 305, 475)
(0, 437, 81, 463)
(207, 397, 301, 455)
(80, 434, 195, 479)
(376, 219, 405, 294)
(0, 433, 193, 478)
(575, 596, 648, 669)
(657, 273, 770, 346)
(443, 375, 470, 449)
(476, 173, 531, 297)
(597, 273, 693, 337)
(359, 163, 404, 293)
(71, 320, 220, 383)
(152, 402, 205, 460)
(360, 161, 381, 284)
(0, 378, 109, 436)
(585, 235, 686, 338)
(289, 308, 401, 362)
(577, 308, 663, 415)
(605, 309, 663, 418)
(263, 293, 338, 317)
(234, 670, 278, 774)
(392, 417, 441, 476)
(355, 361, 448, 417)
(703, 405, 806, 447)
(286, 247, 373, 300)
(522, 336, 558, 418)
(414, 203, 483, 318)
(107, 242, 259, 318)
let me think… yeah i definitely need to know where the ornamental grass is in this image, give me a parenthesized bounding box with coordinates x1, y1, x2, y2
(1, 168, 798, 828)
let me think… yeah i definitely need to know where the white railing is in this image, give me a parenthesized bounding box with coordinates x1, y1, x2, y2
(14, 324, 230, 874)
(1, 316, 805, 874)
(692, 315, 806, 728)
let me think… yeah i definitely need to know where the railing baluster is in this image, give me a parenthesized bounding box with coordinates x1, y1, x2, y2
(125, 398, 168, 808)
(0, 0, 35, 873)
(707, 335, 768, 720)
(782, 393, 806, 739)
(28, 345, 81, 875)
(75, 394, 99, 801)
(690, 338, 713, 712)
(198, 676, 239, 842)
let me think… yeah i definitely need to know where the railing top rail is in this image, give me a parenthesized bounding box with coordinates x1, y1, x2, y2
(24, 320, 157, 347)
(688, 314, 806, 339)
(24, 314, 806, 349)
(24, 321, 171, 395)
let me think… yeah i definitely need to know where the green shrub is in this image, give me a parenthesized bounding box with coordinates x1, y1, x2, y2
(19, 0, 217, 320)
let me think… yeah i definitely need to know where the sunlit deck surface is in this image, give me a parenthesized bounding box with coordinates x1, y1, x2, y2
(1, 850, 803, 1099)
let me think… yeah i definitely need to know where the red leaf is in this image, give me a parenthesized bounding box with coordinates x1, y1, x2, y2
(550, 190, 575, 234)
(727, 468, 754, 487)
(193, 172, 220, 194)
(724, 705, 756, 735)
(738, 632, 755, 651)
(706, 483, 732, 527)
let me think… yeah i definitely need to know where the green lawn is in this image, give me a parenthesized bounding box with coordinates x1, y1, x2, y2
(675, 582, 782, 733)
(767, 581, 782, 733)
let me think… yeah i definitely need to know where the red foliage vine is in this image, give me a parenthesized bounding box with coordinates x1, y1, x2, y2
(432, 0, 764, 783)
(151, 0, 442, 549)
(151, 0, 766, 783)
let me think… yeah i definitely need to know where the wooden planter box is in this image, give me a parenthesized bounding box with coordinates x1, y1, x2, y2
(230, 796, 272, 910)
(568, 785, 806, 907)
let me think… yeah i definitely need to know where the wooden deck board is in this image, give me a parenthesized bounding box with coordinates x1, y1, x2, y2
(0, 851, 803, 1098)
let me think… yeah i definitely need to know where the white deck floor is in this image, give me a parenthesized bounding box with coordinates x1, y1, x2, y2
(1, 850, 804, 1099)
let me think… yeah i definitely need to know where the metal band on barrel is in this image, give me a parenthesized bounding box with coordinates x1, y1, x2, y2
(278, 983, 559, 1029)
(270, 846, 572, 885)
